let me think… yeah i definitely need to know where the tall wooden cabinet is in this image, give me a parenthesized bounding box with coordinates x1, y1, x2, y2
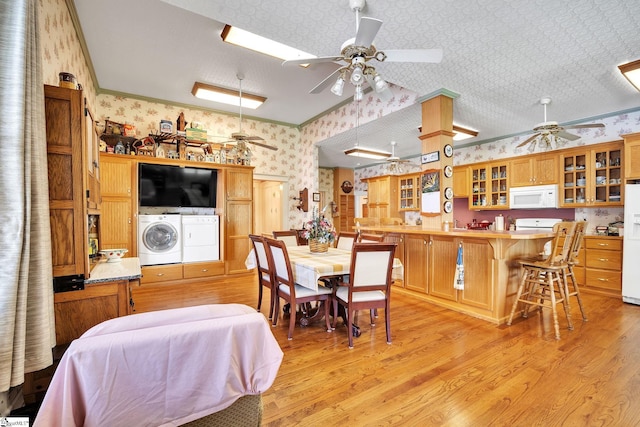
(45, 85, 96, 278)
(225, 168, 253, 274)
(363, 175, 398, 218)
(100, 154, 136, 253)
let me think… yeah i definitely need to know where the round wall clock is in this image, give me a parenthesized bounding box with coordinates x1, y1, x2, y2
(444, 144, 453, 158)
(341, 180, 354, 193)
(444, 165, 453, 178)
(444, 187, 453, 200)
(443, 201, 453, 213)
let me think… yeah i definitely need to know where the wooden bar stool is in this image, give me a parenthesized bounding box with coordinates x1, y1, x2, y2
(507, 221, 577, 339)
(563, 221, 588, 321)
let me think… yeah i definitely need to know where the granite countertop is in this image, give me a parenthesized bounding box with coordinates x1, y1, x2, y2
(86, 257, 142, 284)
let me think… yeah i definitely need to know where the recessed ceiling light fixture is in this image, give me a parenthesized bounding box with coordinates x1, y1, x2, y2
(344, 147, 392, 160)
(221, 25, 316, 67)
(191, 82, 266, 109)
(619, 59, 640, 92)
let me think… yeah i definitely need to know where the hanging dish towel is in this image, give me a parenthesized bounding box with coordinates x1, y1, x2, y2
(454, 242, 464, 290)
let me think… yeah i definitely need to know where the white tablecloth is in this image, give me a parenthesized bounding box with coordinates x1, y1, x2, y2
(246, 246, 403, 291)
(34, 304, 283, 427)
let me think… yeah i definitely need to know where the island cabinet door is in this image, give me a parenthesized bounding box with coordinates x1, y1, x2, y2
(428, 236, 458, 301)
(457, 239, 493, 311)
(404, 235, 429, 293)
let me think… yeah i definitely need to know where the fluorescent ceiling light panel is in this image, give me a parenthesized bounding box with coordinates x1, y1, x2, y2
(619, 59, 640, 92)
(344, 147, 392, 160)
(221, 25, 316, 67)
(417, 124, 479, 140)
(452, 125, 479, 141)
(191, 82, 266, 109)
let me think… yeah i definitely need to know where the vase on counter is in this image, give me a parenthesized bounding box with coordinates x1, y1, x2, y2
(309, 239, 329, 253)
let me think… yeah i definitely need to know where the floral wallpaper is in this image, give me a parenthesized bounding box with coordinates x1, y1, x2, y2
(39, 0, 638, 232)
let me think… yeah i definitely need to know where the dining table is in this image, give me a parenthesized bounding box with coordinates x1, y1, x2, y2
(245, 244, 403, 327)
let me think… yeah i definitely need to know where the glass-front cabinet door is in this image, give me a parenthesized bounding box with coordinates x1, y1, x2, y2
(469, 162, 508, 209)
(560, 142, 623, 206)
(398, 173, 420, 211)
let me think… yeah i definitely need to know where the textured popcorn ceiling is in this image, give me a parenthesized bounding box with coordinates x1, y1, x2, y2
(73, 0, 640, 168)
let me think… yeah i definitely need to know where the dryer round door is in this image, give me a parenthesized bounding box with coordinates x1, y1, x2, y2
(142, 222, 179, 252)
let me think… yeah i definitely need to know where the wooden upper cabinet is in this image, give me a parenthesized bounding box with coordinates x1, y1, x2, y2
(469, 162, 508, 209)
(510, 154, 558, 187)
(623, 132, 640, 180)
(452, 166, 469, 198)
(226, 168, 252, 200)
(559, 141, 623, 207)
(100, 155, 136, 253)
(398, 173, 421, 211)
(45, 85, 90, 278)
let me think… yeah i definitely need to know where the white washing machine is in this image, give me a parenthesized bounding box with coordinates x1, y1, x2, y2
(138, 214, 182, 266)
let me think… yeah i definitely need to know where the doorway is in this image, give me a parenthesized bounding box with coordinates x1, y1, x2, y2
(253, 174, 288, 236)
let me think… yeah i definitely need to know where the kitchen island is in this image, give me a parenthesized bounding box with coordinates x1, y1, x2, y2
(357, 225, 555, 324)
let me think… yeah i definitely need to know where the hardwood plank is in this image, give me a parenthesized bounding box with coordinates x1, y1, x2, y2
(128, 273, 640, 426)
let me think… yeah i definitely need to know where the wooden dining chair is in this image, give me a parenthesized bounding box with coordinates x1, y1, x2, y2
(336, 231, 358, 250)
(249, 234, 276, 320)
(507, 221, 577, 339)
(359, 233, 384, 243)
(380, 217, 403, 226)
(264, 237, 333, 340)
(272, 230, 300, 247)
(332, 242, 397, 348)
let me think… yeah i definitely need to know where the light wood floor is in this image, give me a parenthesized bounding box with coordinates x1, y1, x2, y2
(136, 274, 640, 426)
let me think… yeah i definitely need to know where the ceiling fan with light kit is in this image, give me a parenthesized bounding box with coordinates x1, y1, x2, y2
(517, 97, 604, 151)
(282, 0, 443, 102)
(377, 141, 412, 174)
(211, 74, 278, 154)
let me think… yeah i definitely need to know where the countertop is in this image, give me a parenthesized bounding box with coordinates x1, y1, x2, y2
(356, 225, 556, 240)
(86, 257, 142, 284)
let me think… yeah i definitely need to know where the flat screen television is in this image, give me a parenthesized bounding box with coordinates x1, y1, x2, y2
(138, 163, 217, 208)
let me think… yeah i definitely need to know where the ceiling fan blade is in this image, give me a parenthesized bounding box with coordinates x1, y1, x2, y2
(354, 17, 382, 47)
(517, 133, 540, 148)
(564, 123, 605, 130)
(310, 67, 344, 94)
(380, 49, 443, 63)
(556, 130, 580, 141)
(248, 140, 278, 151)
(282, 55, 344, 66)
(244, 135, 265, 141)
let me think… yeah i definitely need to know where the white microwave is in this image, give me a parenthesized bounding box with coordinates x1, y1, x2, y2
(509, 184, 559, 209)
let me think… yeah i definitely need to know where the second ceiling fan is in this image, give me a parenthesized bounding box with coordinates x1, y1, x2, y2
(517, 97, 604, 151)
(214, 74, 278, 152)
(283, 0, 443, 101)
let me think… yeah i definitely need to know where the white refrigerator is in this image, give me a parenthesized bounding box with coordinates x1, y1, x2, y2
(622, 184, 640, 305)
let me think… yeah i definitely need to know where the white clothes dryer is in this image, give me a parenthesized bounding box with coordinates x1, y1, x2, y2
(138, 214, 182, 266)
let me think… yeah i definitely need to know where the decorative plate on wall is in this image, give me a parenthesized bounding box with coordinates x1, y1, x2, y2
(444, 144, 453, 158)
(443, 200, 453, 213)
(444, 187, 453, 200)
(443, 165, 453, 178)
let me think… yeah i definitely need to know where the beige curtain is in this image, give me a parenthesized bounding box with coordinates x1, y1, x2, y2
(0, 0, 55, 402)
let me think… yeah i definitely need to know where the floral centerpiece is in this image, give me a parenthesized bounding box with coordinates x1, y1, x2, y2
(303, 208, 336, 253)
